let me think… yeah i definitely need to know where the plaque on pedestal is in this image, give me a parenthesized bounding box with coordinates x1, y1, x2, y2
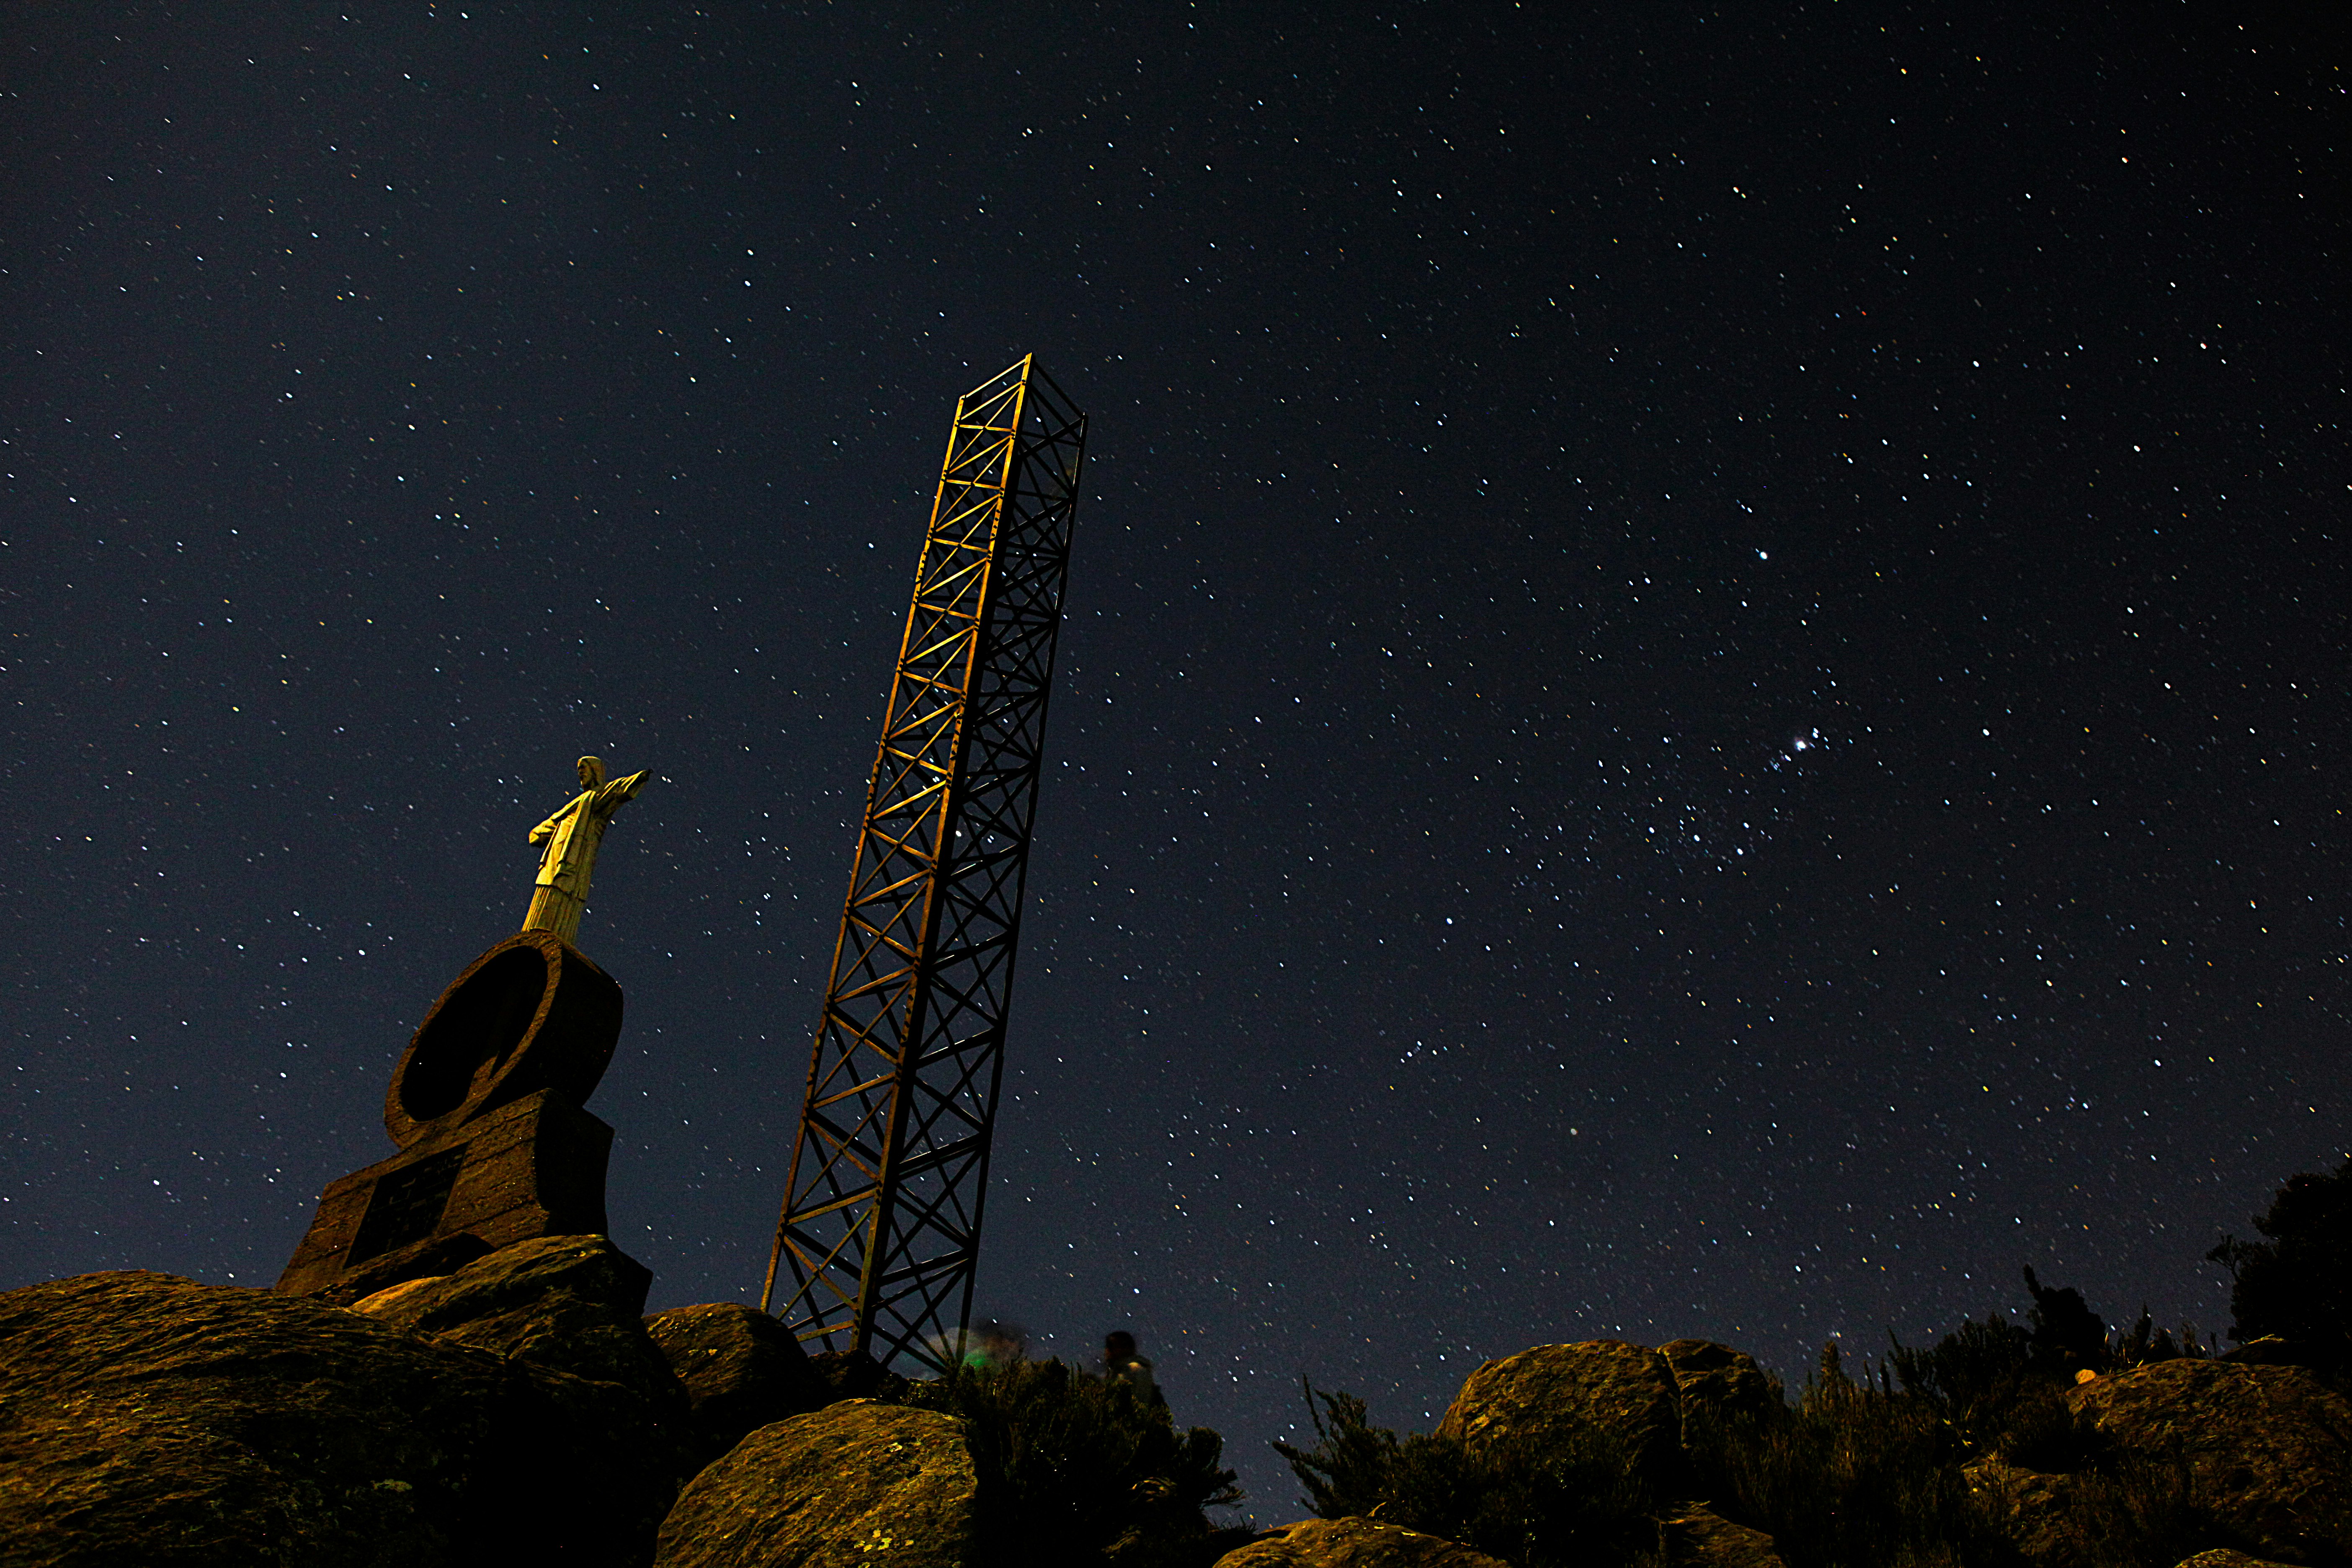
(277, 928, 629, 1300)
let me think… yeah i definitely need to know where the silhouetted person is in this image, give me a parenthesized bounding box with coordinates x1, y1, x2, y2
(1104, 1329, 1163, 1407)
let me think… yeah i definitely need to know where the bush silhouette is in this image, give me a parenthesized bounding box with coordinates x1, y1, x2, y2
(1283, 1333, 2231, 1568)
(1885, 1267, 2206, 1460)
(1684, 1342, 2005, 1568)
(2207, 1154, 2352, 1374)
(2104, 1309, 2213, 1372)
(1272, 1380, 1660, 1568)
(1270, 1382, 1398, 1521)
(1259, 1194, 2319, 1568)
(900, 1357, 1242, 1567)
(1686, 1342, 2219, 1568)
(1888, 1308, 2038, 1450)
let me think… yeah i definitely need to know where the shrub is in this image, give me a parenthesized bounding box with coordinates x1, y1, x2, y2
(1888, 1310, 2039, 1451)
(2001, 1455, 2209, 1568)
(2104, 1309, 2213, 1372)
(899, 1358, 1241, 1568)
(1686, 1343, 2233, 1568)
(1887, 1267, 2184, 1458)
(1270, 1382, 1398, 1520)
(1398, 1428, 1662, 1568)
(1685, 1344, 2005, 1568)
(1271, 1381, 1661, 1568)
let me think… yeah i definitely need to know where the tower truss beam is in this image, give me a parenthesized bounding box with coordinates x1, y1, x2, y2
(760, 356, 1086, 1372)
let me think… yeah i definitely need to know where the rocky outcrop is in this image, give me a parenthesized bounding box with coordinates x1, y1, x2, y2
(2173, 1552, 2300, 1568)
(21, 1257, 2340, 1568)
(653, 1399, 976, 1568)
(1658, 1340, 1781, 1428)
(348, 1233, 683, 1416)
(0, 1269, 675, 1567)
(1212, 1516, 1511, 1567)
(644, 1300, 828, 1460)
(1660, 1505, 1785, 1568)
(2068, 1358, 2352, 1563)
(1436, 1339, 1684, 1491)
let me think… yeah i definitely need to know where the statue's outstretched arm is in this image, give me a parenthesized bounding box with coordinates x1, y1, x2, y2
(529, 812, 565, 844)
(598, 771, 650, 810)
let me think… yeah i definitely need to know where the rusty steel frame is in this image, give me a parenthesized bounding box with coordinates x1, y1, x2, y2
(760, 356, 1086, 1370)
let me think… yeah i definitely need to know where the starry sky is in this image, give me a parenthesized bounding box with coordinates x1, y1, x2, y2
(5, 0, 2346, 1519)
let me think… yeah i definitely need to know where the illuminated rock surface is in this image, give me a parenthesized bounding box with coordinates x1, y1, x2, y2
(643, 1300, 828, 1460)
(0, 1269, 675, 1567)
(1213, 1516, 1511, 1568)
(1660, 1505, 1787, 1568)
(350, 1232, 684, 1418)
(1436, 1339, 1684, 1490)
(652, 1400, 976, 1568)
(2068, 1359, 2352, 1564)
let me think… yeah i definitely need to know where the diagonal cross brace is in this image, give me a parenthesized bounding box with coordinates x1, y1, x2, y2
(761, 357, 1086, 1372)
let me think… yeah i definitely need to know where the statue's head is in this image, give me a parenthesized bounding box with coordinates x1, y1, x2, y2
(576, 755, 607, 790)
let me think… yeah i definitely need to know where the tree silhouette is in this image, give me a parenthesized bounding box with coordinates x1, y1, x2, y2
(2207, 1156, 2352, 1373)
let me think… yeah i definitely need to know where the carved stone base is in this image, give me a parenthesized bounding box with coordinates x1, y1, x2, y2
(276, 1088, 613, 1300)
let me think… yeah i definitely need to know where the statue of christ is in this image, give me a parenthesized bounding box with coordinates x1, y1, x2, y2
(523, 756, 650, 944)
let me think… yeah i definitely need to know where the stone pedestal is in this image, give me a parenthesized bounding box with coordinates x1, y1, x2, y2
(277, 930, 627, 1300)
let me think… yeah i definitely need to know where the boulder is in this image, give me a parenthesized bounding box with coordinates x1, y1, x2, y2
(1211, 1516, 1511, 1567)
(1435, 1340, 1683, 1492)
(347, 1233, 684, 1418)
(653, 1399, 976, 1568)
(1660, 1505, 1785, 1568)
(2068, 1358, 2352, 1563)
(1658, 1340, 1781, 1429)
(643, 1301, 828, 1458)
(2174, 1553, 2300, 1568)
(0, 1269, 674, 1567)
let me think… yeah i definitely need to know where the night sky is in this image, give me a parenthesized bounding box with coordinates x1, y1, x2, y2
(6, 1, 2346, 1519)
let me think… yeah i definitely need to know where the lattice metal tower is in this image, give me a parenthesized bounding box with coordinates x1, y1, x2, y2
(761, 356, 1086, 1370)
